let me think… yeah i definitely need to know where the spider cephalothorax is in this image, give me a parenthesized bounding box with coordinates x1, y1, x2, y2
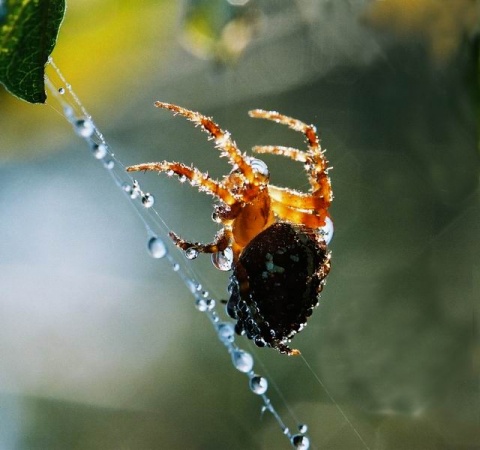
(127, 102, 333, 355)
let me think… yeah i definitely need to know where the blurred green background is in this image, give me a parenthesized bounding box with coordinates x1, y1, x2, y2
(0, 1, 478, 449)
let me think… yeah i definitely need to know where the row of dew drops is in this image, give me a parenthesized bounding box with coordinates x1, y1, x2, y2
(45, 59, 311, 449)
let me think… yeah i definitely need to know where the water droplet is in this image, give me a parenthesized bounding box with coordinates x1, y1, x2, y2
(91, 143, 108, 159)
(231, 349, 254, 373)
(318, 216, 334, 245)
(195, 298, 214, 312)
(122, 183, 132, 194)
(254, 337, 266, 347)
(298, 424, 308, 434)
(63, 106, 74, 119)
(58, 87, 65, 95)
(291, 434, 310, 449)
(225, 298, 237, 319)
(185, 248, 199, 260)
(172, 262, 180, 272)
(205, 298, 215, 310)
(195, 298, 209, 312)
(211, 247, 233, 271)
(75, 118, 95, 138)
(249, 157, 269, 177)
(249, 375, 268, 395)
(178, 175, 187, 183)
(130, 180, 141, 199)
(211, 211, 222, 223)
(142, 193, 155, 208)
(148, 237, 168, 259)
(103, 159, 114, 170)
(216, 322, 235, 344)
(283, 427, 290, 435)
(228, 279, 239, 296)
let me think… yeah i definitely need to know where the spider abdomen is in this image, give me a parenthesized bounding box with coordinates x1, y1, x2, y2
(227, 222, 331, 355)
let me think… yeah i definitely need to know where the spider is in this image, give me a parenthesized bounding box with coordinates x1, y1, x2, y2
(127, 102, 333, 355)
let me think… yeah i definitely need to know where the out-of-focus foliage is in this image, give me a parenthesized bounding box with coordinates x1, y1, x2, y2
(180, 0, 259, 65)
(0, 0, 177, 160)
(363, 0, 479, 62)
(0, 0, 65, 103)
(53, 0, 177, 102)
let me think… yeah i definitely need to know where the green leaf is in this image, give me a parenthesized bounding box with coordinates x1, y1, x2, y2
(0, 0, 65, 104)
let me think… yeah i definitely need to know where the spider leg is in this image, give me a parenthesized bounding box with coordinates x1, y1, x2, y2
(268, 185, 328, 211)
(126, 161, 236, 205)
(155, 102, 256, 183)
(249, 109, 321, 153)
(169, 227, 232, 254)
(271, 200, 329, 229)
(252, 145, 307, 163)
(249, 109, 332, 203)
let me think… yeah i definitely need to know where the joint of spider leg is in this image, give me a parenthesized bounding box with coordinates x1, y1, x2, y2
(200, 118, 233, 145)
(213, 131, 232, 148)
(305, 126, 319, 145)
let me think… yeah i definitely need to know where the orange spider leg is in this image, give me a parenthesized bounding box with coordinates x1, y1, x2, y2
(268, 185, 329, 210)
(249, 109, 321, 153)
(310, 169, 333, 205)
(248, 109, 332, 199)
(252, 146, 331, 209)
(126, 161, 237, 205)
(169, 227, 232, 254)
(155, 102, 256, 184)
(252, 145, 307, 163)
(270, 200, 329, 229)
